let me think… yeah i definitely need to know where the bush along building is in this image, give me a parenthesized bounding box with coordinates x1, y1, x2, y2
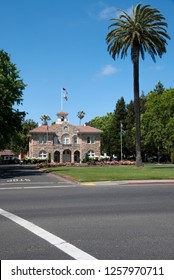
(28, 111, 103, 163)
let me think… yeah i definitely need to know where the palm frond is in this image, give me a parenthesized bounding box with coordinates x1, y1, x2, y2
(106, 3, 170, 62)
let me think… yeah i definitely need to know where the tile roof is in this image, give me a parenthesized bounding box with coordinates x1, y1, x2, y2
(76, 125, 103, 134)
(29, 124, 103, 134)
(56, 111, 68, 116)
(0, 150, 15, 156)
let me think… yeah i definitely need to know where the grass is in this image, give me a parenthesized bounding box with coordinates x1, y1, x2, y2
(46, 164, 174, 183)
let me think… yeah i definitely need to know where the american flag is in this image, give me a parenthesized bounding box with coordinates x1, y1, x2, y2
(62, 88, 68, 101)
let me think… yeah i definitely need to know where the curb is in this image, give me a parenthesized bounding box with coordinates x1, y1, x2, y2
(83, 180, 174, 186)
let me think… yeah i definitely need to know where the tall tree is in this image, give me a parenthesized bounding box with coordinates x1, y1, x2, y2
(153, 81, 165, 95)
(0, 50, 27, 148)
(141, 88, 174, 160)
(109, 97, 127, 159)
(87, 113, 114, 155)
(125, 100, 136, 159)
(40, 114, 51, 125)
(77, 110, 85, 125)
(106, 3, 170, 166)
(9, 119, 38, 155)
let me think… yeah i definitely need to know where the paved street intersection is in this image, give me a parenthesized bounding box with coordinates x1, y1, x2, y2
(0, 165, 174, 259)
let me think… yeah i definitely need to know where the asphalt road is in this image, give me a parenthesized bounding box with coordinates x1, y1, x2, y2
(0, 165, 174, 260)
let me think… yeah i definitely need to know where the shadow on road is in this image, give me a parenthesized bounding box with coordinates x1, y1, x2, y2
(0, 164, 42, 179)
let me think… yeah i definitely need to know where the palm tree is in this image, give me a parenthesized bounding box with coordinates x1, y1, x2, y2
(40, 114, 51, 125)
(77, 111, 85, 125)
(106, 3, 170, 166)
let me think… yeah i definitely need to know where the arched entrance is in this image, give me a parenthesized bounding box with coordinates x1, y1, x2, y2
(63, 149, 71, 163)
(54, 151, 60, 162)
(74, 150, 80, 163)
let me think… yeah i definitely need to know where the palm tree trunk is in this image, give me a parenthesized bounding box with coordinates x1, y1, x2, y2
(133, 47, 143, 167)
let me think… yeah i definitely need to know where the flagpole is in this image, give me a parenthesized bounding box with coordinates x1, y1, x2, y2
(120, 122, 123, 161)
(61, 88, 63, 111)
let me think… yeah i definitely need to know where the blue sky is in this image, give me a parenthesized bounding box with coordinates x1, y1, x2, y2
(1, 0, 174, 125)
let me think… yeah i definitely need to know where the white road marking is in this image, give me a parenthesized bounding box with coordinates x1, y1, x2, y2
(0, 208, 97, 260)
(1, 181, 55, 185)
(6, 178, 31, 182)
(0, 185, 76, 190)
(0, 182, 60, 185)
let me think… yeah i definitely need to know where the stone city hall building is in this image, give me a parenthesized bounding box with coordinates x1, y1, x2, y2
(29, 111, 103, 163)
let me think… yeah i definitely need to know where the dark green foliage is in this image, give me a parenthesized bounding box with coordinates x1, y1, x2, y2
(87, 113, 114, 155)
(124, 100, 136, 159)
(48, 153, 51, 163)
(8, 119, 38, 154)
(153, 81, 165, 95)
(170, 152, 174, 164)
(82, 153, 90, 163)
(88, 84, 174, 162)
(141, 88, 174, 160)
(109, 97, 127, 158)
(0, 50, 27, 148)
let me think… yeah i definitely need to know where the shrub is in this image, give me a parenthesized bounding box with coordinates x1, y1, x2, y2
(82, 153, 90, 163)
(48, 153, 51, 163)
(170, 152, 174, 164)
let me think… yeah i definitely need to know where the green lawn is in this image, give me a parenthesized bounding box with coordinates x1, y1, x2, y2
(47, 165, 174, 182)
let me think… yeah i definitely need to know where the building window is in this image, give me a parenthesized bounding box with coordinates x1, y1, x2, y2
(53, 136, 58, 145)
(87, 136, 90, 144)
(87, 136, 95, 144)
(91, 136, 95, 144)
(39, 135, 47, 144)
(88, 150, 94, 156)
(39, 150, 47, 158)
(73, 135, 78, 144)
(39, 136, 42, 144)
(62, 134, 70, 144)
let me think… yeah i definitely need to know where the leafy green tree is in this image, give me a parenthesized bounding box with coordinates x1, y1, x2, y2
(109, 97, 127, 159)
(124, 100, 136, 159)
(153, 81, 165, 95)
(139, 91, 147, 114)
(0, 50, 27, 148)
(9, 119, 38, 154)
(87, 113, 114, 155)
(88, 98, 127, 158)
(106, 3, 170, 166)
(141, 88, 174, 161)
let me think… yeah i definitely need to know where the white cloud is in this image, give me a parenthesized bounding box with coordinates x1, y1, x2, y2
(149, 65, 164, 71)
(98, 7, 118, 19)
(88, 2, 118, 20)
(100, 64, 119, 76)
(88, 2, 133, 20)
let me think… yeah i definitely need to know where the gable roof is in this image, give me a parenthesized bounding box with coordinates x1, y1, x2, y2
(29, 123, 103, 134)
(29, 124, 60, 133)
